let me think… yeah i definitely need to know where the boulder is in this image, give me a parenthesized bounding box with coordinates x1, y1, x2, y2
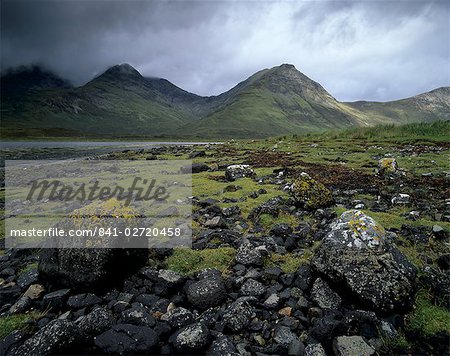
(162, 307, 195, 329)
(225, 165, 255, 181)
(67, 293, 102, 309)
(187, 271, 227, 310)
(288, 172, 333, 210)
(76, 308, 115, 337)
(333, 335, 375, 356)
(94, 324, 158, 354)
(312, 210, 417, 312)
(240, 279, 265, 296)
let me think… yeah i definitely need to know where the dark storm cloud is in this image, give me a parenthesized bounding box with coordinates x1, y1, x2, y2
(1, 0, 449, 101)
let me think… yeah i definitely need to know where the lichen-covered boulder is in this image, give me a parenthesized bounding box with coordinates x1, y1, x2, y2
(38, 199, 148, 289)
(288, 173, 333, 210)
(312, 210, 417, 312)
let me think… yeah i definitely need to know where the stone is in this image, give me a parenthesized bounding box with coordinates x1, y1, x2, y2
(235, 241, 264, 266)
(288, 173, 333, 210)
(67, 293, 102, 309)
(273, 325, 297, 347)
(288, 338, 305, 356)
(240, 279, 265, 296)
(43, 289, 71, 310)
(204, 216, 228, 229)
(163, 307, 195, 329)
(23, 284, 45, 300)
(263, 293, 280, 309)
(304, 343, 326, 356)
(76, 308, 115, 336)
(391, 193, 411, 205)
(39, 247, 148, 289)
(94, 324, 158, 354)
(120, 306, 156, 327)
(174, 322, 210, 352)
(312, 210, 416, 312)
(222, 300, 253, 332)
(188, 150, 206, 158)
(17, 269, 39, 289)
(225, 165, 255, 181)
(11, 320, 82, 356)
(8, 296, 31, 314)
(270, 223, 293, 237)
(311, 278, 342, 310)
(187, 274, 227, 310)
(208, 335, 238, 355)
(333, 335, 375, 356)
(278, 306, 292, 317)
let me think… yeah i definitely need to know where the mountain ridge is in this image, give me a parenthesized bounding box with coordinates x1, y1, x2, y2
(1, 63, 449, 138)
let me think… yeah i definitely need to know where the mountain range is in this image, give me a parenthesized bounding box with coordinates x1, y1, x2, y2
(1, 63, 449, 138)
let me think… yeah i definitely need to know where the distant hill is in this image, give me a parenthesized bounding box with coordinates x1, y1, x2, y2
(1, 63, 449, 138)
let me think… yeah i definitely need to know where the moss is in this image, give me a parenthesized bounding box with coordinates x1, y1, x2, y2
(164, 247, 236, 275)
(0, 312, 40, 339)
(289, 174, 333, 210)
(266, 253, 310, 273)
(19, 262, 38, 276)
(407, 289, 450, 337)
(258, 212, 298, 231)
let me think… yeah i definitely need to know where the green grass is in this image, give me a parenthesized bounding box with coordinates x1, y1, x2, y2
(164, 247, 236, 275)
(407, 290, 450, 336)
(265, 253, 311, 273)
(0, 312, 40, 339)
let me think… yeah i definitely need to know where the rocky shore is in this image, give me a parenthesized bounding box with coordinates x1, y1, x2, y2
(0, 140, 449, 355)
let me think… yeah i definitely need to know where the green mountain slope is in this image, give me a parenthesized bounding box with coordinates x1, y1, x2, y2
(1, 63, 448, 138)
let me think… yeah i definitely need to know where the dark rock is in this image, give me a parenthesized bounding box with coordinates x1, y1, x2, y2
(222, 300, 253, 332)
(270, 223, 293, 237)
(67, 293, 102, 309)
(187, 273, 227, 310)
(8, 296, 31, 314)
(94, 324, 158, 354)
(188, 150, 206, 158)
(17, 269, 39, 289)
(43, 289, 71, 310)
(0, 330, 27, 356)
(163, 307, 195, 329)
(288, 338, 305, 356)
(173, 322, 210, 352)
(437, 254, 450, 270)
(273, 325, 297, 347)
(39, 248, 148, 290)
(208, 335, 238, 356)
(76, 307, 115, 337)
(120, 306, 156, 327)
(11, 320, 82, 356)
(235, 241, 264, 266)
(310, 278, 342, 310)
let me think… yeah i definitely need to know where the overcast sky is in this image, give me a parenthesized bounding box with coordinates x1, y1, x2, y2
(1, 0, 449, 101)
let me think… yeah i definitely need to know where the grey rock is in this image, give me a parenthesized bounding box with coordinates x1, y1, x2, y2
(273, 325, 297, 347)
(288, 338, 305, 356)
(8, 296, 31, 314)
(42, 289, 70, 310)
(333, 335, 375, 356)
(187, 275, 227, 310)
(17, 269, 39, 289)
(11, 320, 82, 356)
(223, 300, 253, 332)
(76, 308, 114, 336)
(263, 293, 280, 308)
(225, 164, 255, 181)
(240, 279, 265, 296)
(120, 306, 156, 327)
(163, 307, 195, 329)
(208, 335, 238, 356)
(311, 278, 342, 310)
(174, 322, 210, 352)
(235, 242, 264, 266)
(94, 324, 158, 354)
(305, 343, 326, 356)
(312, 210, 416, 312)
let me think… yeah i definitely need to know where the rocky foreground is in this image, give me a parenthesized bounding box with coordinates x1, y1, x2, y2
(0, 141, 449, 355)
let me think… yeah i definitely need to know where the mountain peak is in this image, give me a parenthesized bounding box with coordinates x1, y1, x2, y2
(103, 63, 142, 77)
